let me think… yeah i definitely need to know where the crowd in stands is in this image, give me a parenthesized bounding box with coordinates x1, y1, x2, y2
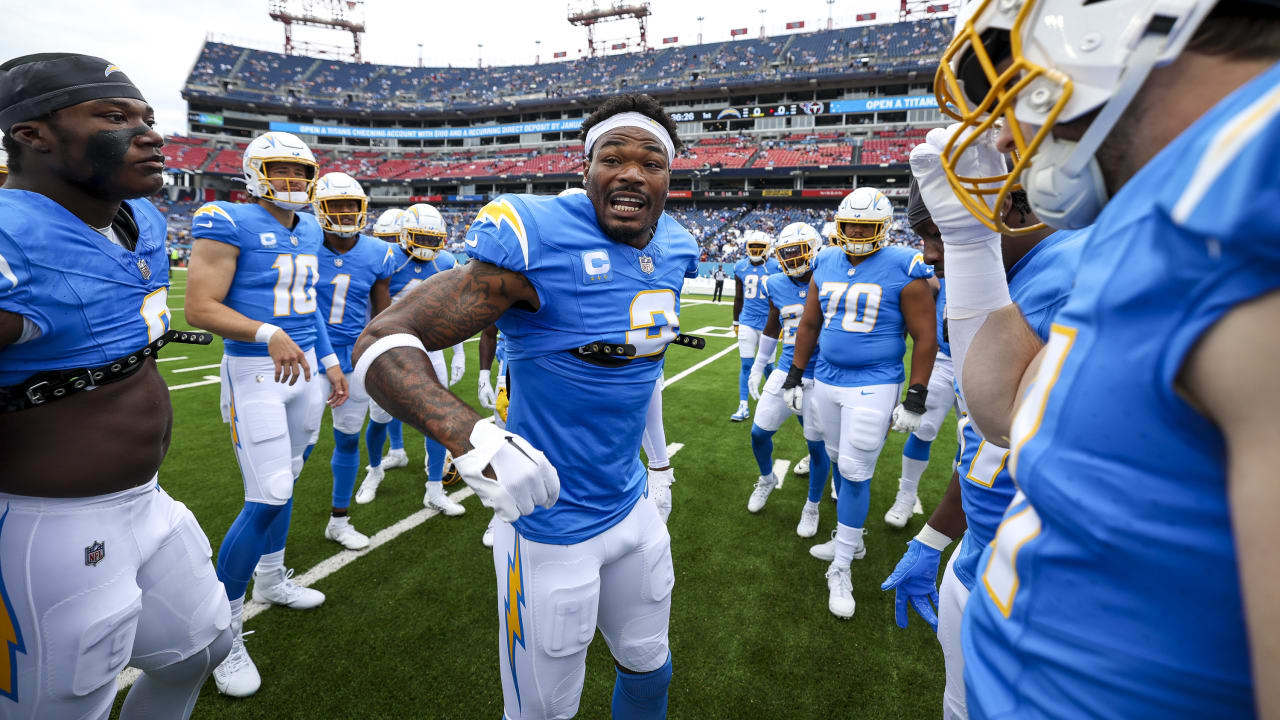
(185, 19, 952, 112)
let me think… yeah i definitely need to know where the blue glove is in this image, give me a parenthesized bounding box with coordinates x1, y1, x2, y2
(880, 539, 942, 631)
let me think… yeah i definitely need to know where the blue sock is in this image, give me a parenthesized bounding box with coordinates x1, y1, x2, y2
(302, 443, 315, 463)
(903, 433, 933, 462)
(765, 361, 775, 377)
(331, 429, 360, 509)
(264, 497, 294, 555)
(836, 475, 871, 528)
(216, 501, 286, 600)
(388, 419, 404, 451)
(737, 357, 752, 403)
(425, 435, 445, 483)
(366, 420, 389, 468)
(806, 439, 830, 503)
(749, 424, 775, 476)
(612, 653, 672, 720)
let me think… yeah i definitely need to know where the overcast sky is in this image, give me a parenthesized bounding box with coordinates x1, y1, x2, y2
(4, 0, 908, 136)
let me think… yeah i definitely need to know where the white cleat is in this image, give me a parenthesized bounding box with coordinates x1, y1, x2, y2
(747, 474, 778, 513)
(796, 503, 820, 538)
(730, 401, 750, 422)
(482, 525, 495, 548)
(825, 563, 856, 619)
(324, 516, 370, 550)
(213, 618, 260, 698)
(381, 448, 409, 469)
(354, 465, 384, 505)
(794, 455, 811, 476)
(884, 486, 919, 529)
(809, 529, 866, 562)
(425, 487, 466, 516)
(252, 568, 325, 609)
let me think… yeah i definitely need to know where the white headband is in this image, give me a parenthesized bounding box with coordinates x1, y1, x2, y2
(584, 111, 675, 164)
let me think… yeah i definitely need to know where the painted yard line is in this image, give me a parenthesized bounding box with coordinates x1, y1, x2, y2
(155, 356, 188, 364)
(663, 343, 737, 389)
(168, 375, 221, 391)
(772, 459, 791, 489)
(170, 363, 221, 374)
(665, 442, 683, 458)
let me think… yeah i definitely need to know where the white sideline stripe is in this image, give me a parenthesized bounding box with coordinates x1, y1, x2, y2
(772, 459, 791, 489)
(663, 343, 736, 388)
(665, 442, 683, 457)
(170, 363, 221, 374)
(156, 356, 188, 364)
(168, 375, 220, 391)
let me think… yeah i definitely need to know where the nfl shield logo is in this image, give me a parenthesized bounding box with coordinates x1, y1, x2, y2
(136, 258, 151, 280)
(638, 255, 655, 274)
(85, 541, 105, 567)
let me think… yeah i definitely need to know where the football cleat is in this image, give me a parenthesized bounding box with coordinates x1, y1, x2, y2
(810, 529, 866, 562)
(884, 485, 919, 529)
(382, 448, 409, 469)
(825, 563, 856, 619)
(425, 486, 466, 516)
(252, 567, 325, 609)
(730, 401, 750, 423)
(794, 455, 811, 476)
(354, 465, 384, 505)
(747, 474, 778, 513)
(325, 516, 370, 550)
(482, 524, 495, 548)
(797, 503, 820, 538)
(213, 618, 260, 697)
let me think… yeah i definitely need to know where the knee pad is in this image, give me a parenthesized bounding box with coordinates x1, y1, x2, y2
(369, 402, 392, 425)
(838, 457, 871, 485)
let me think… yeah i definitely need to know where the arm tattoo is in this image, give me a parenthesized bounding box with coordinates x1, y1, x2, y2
(355, 261, 535, 455)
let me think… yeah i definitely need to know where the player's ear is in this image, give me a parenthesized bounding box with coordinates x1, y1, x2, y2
(7, 120, 52, 156)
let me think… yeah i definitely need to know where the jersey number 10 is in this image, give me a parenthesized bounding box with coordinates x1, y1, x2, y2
(271, 254, 319, 317)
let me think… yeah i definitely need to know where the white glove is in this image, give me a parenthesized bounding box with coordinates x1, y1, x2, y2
(449, 345, 466, 387)
(748, 335, 780, 400)
(647, 467, 674, 524)
(891, 404, 925, 434)
(477, 372, 496, 410)
(783, 384, 804, 415)
(910, 123, 1007, 245)
(451, 420, 559, 523)
(748, 365, 766, 400)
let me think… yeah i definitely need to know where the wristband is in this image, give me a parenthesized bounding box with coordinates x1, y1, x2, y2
(255, 323, 282, 344)
(319, 353, 340, 371)
(782, 363, 806, 390)
(732, 321, 739, 327)
(903, 383, 928, 415)
(915, 523, 953, 552)
(352, 333, 428, 389)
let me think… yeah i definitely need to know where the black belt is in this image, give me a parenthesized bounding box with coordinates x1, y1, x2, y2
(568, 334, 705, 368)
(1, 329, 213, 413)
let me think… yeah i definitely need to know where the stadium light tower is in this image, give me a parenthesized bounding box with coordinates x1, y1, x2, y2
(827, 0, 835, 30)
(568, 2, 653, 57)
(268, 0, 366, 62)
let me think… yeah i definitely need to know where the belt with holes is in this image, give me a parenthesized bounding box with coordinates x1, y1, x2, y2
(568, 334, 705, 368)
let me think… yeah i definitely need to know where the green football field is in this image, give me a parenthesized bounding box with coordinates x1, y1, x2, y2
(112, 269, 959, 720)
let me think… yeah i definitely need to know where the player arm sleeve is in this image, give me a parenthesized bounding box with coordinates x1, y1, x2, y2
(313, 311, 339, 369)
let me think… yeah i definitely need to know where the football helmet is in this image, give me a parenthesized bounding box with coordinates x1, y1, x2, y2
(399, 203, 448, 262)
(835, 187, 894, 256)
(773, 222, 823, 277)
(558, 187, 587, 196)
(313, 172, 368, 237)
(0, 147, 8, 183)
(372, 208, 406, 242)
(744, 230, 771, 264)
(936, 0, 1217, 231)
(442, 452, 463, 487)
(242, 131, 318, 210)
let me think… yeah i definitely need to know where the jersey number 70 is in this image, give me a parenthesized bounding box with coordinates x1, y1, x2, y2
(818, 282, 882, 332)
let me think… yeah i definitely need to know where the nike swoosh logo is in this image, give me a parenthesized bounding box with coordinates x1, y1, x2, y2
(197, 221, 213, 228)
(465, 234, 478, 247)
(860, 391, 873, 396)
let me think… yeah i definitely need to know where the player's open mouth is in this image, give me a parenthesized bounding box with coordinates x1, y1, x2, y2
(609, 192, 647, 215)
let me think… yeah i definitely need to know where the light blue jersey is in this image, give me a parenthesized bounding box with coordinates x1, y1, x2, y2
(191, 202, 328, 357)
(936, 279, 950, 357)
(810, 245, 932, 387)
(964, 61, 1280, 720)
(763, 272, 815, 378)
(387, 246, 457, 300)
(316, 234, 395, 372)
(950, 230, 1085, 591)
(0, 193, 170, 385)
(734, 257, 781, 330)
(466, 192, 699, 544)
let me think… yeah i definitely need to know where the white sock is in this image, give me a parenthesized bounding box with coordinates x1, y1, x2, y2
(760, 472, 776, 486)
(901, 458, 928, 492)
(833, 523, 864, 567)
(328, 515, 350, 527)
(229, 595, 244, 624)
(804, 500, 820, 513)
(256, 549, 284, 576)
(426, 480, 444, 495)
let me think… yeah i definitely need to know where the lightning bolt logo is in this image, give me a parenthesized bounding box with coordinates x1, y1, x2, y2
(469, 199, 529, 269)
(504, 534, 527, 710)
(0, 506, 27, 702)
(193, 204, 236, 227)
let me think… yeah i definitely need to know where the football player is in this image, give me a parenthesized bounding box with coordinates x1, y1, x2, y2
(354, 93, 698, 720)
(365, 206, 411, 469)
(356, 202, 466, 517)
(306, 171, 394, 550)
(742, 222, 832, 538)
(185, 130, 346, 697)
(925, 1, 1280, 716)
(0, 53, 230, 719)
(730, 229, 780, 421)
(783, 186, 937, 619)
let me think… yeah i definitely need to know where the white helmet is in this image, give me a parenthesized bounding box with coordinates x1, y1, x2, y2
(835, 187, 894, 257)
(313, 172, 368, 237)
(399, 203, 447, 261)
(936, 0, 1217, 231)
(744, 230, 771, 264)
(0, 147, 8, 179)
(558, 187, 587, 197)
(242, 131, 318, 210)
(820, 221, 837, 242)
(372, 208, 406, 241)
(773, 222, 823, 277)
